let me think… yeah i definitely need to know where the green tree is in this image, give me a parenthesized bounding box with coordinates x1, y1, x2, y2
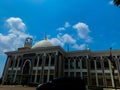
(0, 77, 2, 84)
(114, 0, 120, 6)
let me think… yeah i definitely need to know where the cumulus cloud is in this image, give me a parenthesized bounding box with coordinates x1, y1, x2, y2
(73, 43, 87, 50)
(61, 34, 76, 44)
(55, 22, 93, 50)
(57, 22, 70, 31)
(6, 17, 26, 32)
(56, 33, 76, 44)
(73, 22, 89, 38)
(73, 22, 92, 42)
(0, 17, 33, 54)
(49, 33, 76, 48)
(49, 38, 64, 47)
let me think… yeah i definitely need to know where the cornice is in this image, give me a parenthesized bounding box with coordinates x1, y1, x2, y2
(5, 46, 66, 55)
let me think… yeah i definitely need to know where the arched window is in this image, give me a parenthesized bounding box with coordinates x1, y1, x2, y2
(9, 56, 15, 67)
(96, 59, 101, 69)
(64, 58, 68, 69)
(70, 57, 74, 69)
(51, 55, 55, 66)
(45, 55, 49, 66)
(82, 57, 87, 69)
(34, 57, 37, 66)
(90, 59, 95, 69)
(18, 58, 22, 67)
(39, 56, 42, 66)
(76, 57, 80, 69)
(104, 58, 109, 69)
(15, 58, 18, 67)
(22, 60, 31, 75)
(10, 60, 13, 67)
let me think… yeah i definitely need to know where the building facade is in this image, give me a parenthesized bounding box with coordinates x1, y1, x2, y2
(2, 37, 120, 88)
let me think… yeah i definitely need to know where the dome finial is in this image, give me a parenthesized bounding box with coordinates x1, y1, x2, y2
(44, 32, 47, 40)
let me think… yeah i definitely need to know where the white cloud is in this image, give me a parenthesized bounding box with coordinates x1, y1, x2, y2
(85, 36, 92, 42)
(6, 17, 26, 33)
(0, 17, 33, 54)
(65, 22, 70, 28)
(55, 22, 93, 50)
(56, 27, 65, 31)
(49, 33, 76, 48)
(56, 22, 70, 31)
(73, 43, 87, 50)
(73, 22, 89, 38)
(73, 22, 92, 42)
(49, 38, 64, 47)
(57, 33, 76, 44)
(109, 0, 114, 5)
(61, 34, 76, 44)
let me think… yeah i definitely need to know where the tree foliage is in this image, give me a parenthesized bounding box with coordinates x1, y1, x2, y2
(114, 0, 120, 6)
(0, 77, 2, 84)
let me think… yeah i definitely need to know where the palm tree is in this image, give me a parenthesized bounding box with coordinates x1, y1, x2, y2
(114, 0, 120, 6)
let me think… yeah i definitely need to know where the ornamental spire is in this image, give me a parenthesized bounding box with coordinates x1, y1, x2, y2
(44, 32, 47, 40)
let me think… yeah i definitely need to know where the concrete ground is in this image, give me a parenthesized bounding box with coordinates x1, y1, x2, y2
(1, 85, 120, 90)
(103, 88, 120, 90)
(0, 85, 36, 90)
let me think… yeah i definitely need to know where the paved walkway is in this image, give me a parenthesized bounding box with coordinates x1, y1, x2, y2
(0, 85, 36, 90)
(103, 88, 120, 90)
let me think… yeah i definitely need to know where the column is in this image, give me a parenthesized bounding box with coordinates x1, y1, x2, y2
(68, 60, 70, 77)
(2, 56, 11, 84)
(13, 55, 20, 83)
(101, 56, 107, 87)
(58, 55, 62, 77)
(94, 60, 98, 86)
(80, 59, 82, 78)
(41, 53, 46, 83)
(54, 51, 58, 78)
(108, 60, 115, 87)
(116, 56, 120, 85)
(47, 55, 51, 82)
(74, 59, 76, 77)
(20, 56, 24, 84)
(86, 55, 90, 86)
(34, 55, 39, 82)
(11, 56, 16, 83)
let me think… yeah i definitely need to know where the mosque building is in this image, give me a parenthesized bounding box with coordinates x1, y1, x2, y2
(2, 36, 120, 88)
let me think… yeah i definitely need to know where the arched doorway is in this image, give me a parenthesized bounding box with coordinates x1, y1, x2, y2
(21, 60, 31, 85)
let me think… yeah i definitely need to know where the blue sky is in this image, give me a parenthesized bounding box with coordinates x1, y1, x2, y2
(0, 0, 120, 77)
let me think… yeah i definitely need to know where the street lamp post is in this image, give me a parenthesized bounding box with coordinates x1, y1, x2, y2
(109, 47, 117, 90)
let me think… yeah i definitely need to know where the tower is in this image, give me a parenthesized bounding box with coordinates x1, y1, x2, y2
(24, 37, 32, 48)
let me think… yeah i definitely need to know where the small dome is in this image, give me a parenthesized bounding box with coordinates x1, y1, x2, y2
(32, 39, 54, 49)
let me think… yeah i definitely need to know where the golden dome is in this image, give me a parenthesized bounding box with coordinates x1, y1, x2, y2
(32, 39, 54, 49)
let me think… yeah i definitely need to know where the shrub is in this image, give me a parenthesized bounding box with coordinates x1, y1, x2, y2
(0, 77, 2, 84)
